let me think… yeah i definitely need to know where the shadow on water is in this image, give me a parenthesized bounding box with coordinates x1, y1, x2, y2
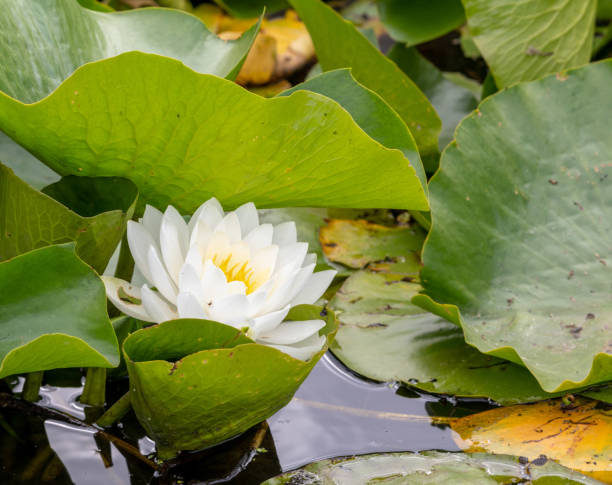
(0, 353, 495, 484)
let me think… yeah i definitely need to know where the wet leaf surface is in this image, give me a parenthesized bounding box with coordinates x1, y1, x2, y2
(262, 450, 603, 484)
(417, 61, 612, 392)
(452, 398, 612, 482)
(0, 244, 119, 378)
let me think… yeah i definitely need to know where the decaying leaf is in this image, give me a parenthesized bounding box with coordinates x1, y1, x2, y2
(320, 219, 425, 269)
(452, 398, 612, 482)
(196, 7, 315, 85)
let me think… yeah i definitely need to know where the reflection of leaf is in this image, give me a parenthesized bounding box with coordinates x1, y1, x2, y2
(0, 244, 119, 378)
(377, 0, 465, 46)
(452, 398, 612, 482)
(320, 220, 424, 269)
(0, 132, 59, 190)
(288, 0, 441, 166)
(0, 0, 260, 103)
(0, 53, 428, 212)
(124, 306, 336, 458)
(330, 270, 560, 405)
(461, 0, 596, 88)
(388, 45, 478, 151)
(262, 451, 602, 484)
(416, 61, 612, 392)
(281, 68, 426, 190)
(0, 164, 137, 273)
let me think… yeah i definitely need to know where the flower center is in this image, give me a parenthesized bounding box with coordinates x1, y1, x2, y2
(213, 254, 259, 294)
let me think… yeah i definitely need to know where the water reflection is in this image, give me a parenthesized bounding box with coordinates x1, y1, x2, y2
(0, 351, 487, 484)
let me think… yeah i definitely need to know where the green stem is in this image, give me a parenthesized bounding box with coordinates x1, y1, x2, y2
(114, 231, 135, 282)
(22, 372, 43, 402)
(96, 391, 131, 428)
(80, 368, 106, 407)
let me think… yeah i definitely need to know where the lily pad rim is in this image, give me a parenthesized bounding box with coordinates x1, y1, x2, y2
(123, 311, 338, 366)
(0, 52, 429, 208)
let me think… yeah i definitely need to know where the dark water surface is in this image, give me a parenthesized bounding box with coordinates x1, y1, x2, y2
(0, 353, 494, 484)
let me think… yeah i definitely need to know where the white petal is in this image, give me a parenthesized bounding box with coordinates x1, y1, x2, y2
(177, 292, 208, 319)
(183, 246, 204, 278)
(201, 260, 229, 302)
(127, 220, 156, 284)
(245, 223, 273, 251)
(178, 264, 204, 304)
(214, 212, 242, 243)
(276, 263, 316, 309)
(263, 334, 326, 361)
(141, 285, 177, 323)
(189, 220, 213, 252)
(147, 246, 178, 305)
(208, 294, 250, 327)
(226, 280, 247, 295)
(273, 221, 297, 246)
(291, 270, 336, 305)
(304, 253, 317, 266)
(257, 319, 325, 345)
(101, 276, 154, 322)
(160, 206, 189, 285)
(235, 202, 259, 236)
(188, 197, 224, 233)
(249, 305, 290, 339)
(259, 264, 302, 313)
(250, 245, 278, 282)
(275, 242, 308, 273)
(141, 205, 163, 243)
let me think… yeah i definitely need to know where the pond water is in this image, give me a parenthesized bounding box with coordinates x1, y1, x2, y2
(0, 353, 495, 484)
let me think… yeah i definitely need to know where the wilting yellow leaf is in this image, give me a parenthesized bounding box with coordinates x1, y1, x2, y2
(194, 7, 314, 85)
(319, 219, 425, 269)
(451, 398, 612, 483)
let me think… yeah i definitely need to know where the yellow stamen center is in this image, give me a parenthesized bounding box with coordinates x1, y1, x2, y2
(213, 254, 259, 294)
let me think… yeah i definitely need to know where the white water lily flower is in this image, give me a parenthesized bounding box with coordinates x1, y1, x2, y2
(102, 198, 336, 361)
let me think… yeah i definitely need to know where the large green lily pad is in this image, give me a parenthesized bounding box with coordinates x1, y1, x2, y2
(461, 0, 596, 88)
(0, 163, 137, 273)
(280, 69, 426, 190)
(213, 0, 287, 17)
(0, 0, 259, 103)
(0, 53, 428, 212)
(330, 270, 559, 405)
(288, 0, 441, 166)
(417, 61, 612, 392)
(262, 451, 602, 484)
(123, 305, 336, 458)
(377, 0, 465, 46)
(0, 244, 119, 378)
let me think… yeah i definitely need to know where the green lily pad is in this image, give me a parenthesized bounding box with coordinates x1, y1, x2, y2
(388, 45, 479, 151)
(0, 132, 59, 190)
(288, 0, 441, 167)
(262, 451, 603, 484)
(213, 0, 287, 17)
(0, 163, 137, 273)
(461, 0, 596, 88)
(417, 61, 612, 392)
(320, 220, 425, 270)
(330, 270, 559, 405)
(0, 244, 119, 378)
(0, 53, 428, 212)
(0, 0, 260, 103)
(377, 0, 466, 46)
(123, 305, 336, 458)
(280, 68, 426, 190)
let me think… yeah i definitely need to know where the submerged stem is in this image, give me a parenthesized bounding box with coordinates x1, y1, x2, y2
(80, 368, 107, 407)
(97, 391, 131, 428)
(22, 372, 44, 402)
